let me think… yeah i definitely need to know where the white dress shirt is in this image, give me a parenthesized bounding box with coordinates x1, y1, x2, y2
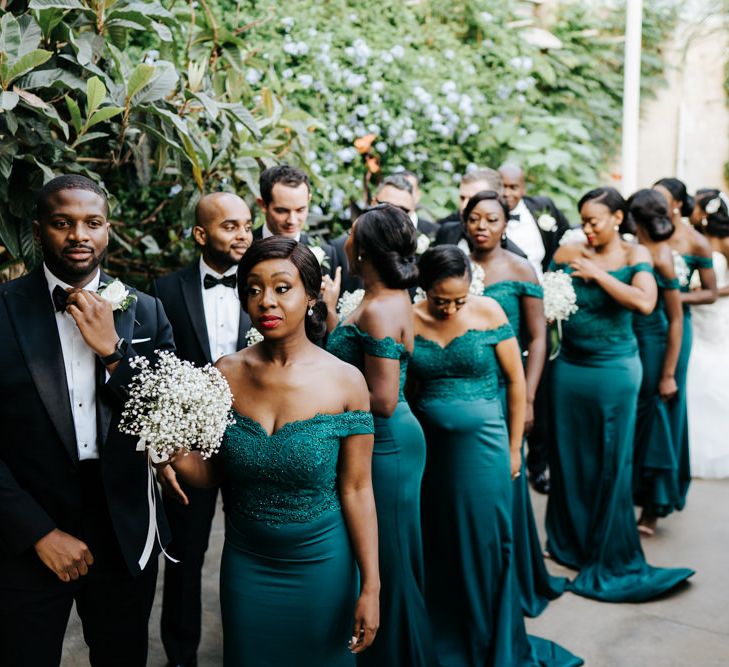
(200, 257, 241, 362)
(506, 199, 545, 279)
(44, 264, 101, 461)
(262, 224, 301, 242)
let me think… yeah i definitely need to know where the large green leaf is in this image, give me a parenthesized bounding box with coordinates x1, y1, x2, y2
(2, 49, 52, 88)
(0, 205, 20, 258)
(109, 2, 174, 23)
(17, 15, 42, 58)
(0, 14, 21, 61)
(65, 95, 83, 133)
(19, 219, 42, 269)
(85, 105, 123, 129)
(0, 138, 19, 179)
(0, 91, 19, 110)
(85, 76, 105, 116)
(131, 60, 178, 105)
(126, 63, 155, 101)
(19, 68, 86, 91)
(28, 0, 86, 9)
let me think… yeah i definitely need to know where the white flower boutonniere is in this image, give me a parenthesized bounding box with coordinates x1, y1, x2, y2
(537, 212, 558, 233)
(99, 279, 137, 312)
(416, 233, 431, 255)
(308, 243, 331, 272)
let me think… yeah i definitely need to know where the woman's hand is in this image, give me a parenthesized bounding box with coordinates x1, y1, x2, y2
(321, 266, 342, 314)
(569, 256, 604, 282)
(510, 448, 522, 480)
(658, 375, 678, 402)
(349, 589, 379, 654)
(156, 464, 189, 505)
(524, 400, 535, 435)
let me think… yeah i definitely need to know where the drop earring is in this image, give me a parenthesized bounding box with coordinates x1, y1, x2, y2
(614, 225, 620, 231)
(702, 217, 708, 227)
(673, 207, 680, 216)
(307, 307, 314, 316)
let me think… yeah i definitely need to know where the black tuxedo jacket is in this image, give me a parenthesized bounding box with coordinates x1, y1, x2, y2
(417, 217, 438, 238)
(520, 195, 571, 271)
(434, 213, 528, 260)
(0, 268, 174, 588)
(252, 227, 339, 279)
(153, 262, 251, 366)
(331, 233, 362, 294)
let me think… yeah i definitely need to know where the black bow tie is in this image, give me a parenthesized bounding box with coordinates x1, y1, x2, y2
(509, 213, 520, 221)
(203, 273, 237, 290)
(52, 285, 70, 312)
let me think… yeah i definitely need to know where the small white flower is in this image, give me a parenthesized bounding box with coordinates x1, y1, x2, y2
(297, 73, 313, 87)
(390, 44, 405, 59)
(99, 279, 133, 311)
(310, 246, 326, 265)
(168, 184, 182, 196)
(704, 197, 721, 215)
(413, 287, 427, 303)
(416, 234, 430, 255)
(537, 213, 558, 232)
(245, 68, 262, 85)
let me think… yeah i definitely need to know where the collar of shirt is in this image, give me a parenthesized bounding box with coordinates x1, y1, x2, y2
(199, 256, 237, 287)
(408, 211, 419, 230)
(262, 223, 301, 243)
(43, 263, 101, 305)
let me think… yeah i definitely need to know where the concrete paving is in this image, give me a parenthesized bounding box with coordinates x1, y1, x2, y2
(62, 479, 729, 666)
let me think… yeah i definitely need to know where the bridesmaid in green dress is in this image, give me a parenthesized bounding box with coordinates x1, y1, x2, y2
(463, 190, 566, 617)
(653, 178, 717, 510)
(546, 187, 694, 602)
(410, 246, 582, 667)
(323, 204, 436, 667)
(627, 190, 683, 535)
(165, 237, 380, 666)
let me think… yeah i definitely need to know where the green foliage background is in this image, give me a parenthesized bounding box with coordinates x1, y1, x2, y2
(0, 0, 678, 287)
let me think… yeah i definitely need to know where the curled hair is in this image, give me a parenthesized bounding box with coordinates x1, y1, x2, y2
(237, 237, 327, 341)
(627, 189, 674, 241)
(259, 164, 310, 205)
(353, 204, 418, 289)
(577, 186, 634, 234)
(36, 174, 108, 219)
(654, 177, 694, 217)
(696, 188, 729, 238)
(418, 245, 472, 292)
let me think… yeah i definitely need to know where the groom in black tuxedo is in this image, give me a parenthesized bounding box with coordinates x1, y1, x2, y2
(0, 175, 174, 666)
(499, 163, 571, 493)
(253, 164, 338, 277)
(153, 192, 253, 667)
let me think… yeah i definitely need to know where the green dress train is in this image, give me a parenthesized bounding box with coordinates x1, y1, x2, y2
(545, 262, 694, 602)
(672, 254, 714, 509)
(218, 409, 375, 667)
(326, 325, 436, 667)
(632, 272, 681, 516)
(410, 325, 582, 667)
(482, 280, 567, 617)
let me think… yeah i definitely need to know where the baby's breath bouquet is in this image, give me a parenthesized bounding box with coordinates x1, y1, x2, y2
(120, 350, 234, 463)
(337, 288, 365, 321)
(542, 270, 579, 360)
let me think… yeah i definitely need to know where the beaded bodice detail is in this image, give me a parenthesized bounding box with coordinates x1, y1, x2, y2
(219, 410, 374, 525)
(633, 270, 679, 337)
(681, 254, 714, 294)
(481, 280, 543, 344)
(409, 325, 514, 402)
(326, 324, 408, 401)
(553, 262, 653, 355)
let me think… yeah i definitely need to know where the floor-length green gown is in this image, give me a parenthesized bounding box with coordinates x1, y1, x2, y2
(326, 324, 436, 667)
(672, 254, 714, 509)
(411, 324, 582, 667)
(633, 271, 681, 516)
(218, 409, 375, 667)
(546, 262, 694, 602)
(483, 280, 567, 617)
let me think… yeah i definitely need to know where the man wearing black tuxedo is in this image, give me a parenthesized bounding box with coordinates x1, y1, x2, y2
(0, 175, 174, 666)
(153, 192, 253, 667)
(433, 167, 528, 260)
(499, 163, 571, 494)
(253, 164, 338, 276)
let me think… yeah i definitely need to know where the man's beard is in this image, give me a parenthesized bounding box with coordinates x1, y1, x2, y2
(206, 243, 240, 271)
(46, 246, 106, 279)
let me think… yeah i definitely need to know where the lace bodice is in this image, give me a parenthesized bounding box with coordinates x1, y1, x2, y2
(633, 270, 680, 337)
(326, 324, 408, 401)
(409, 325, 515, 402)
(481, 280, 543, 345)
(681, 254, 714, 294)
(219, 410, 374, 525)
(553, 262, 653, 357)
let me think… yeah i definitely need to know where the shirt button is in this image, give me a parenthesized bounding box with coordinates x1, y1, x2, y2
(78, 403, 83, 407)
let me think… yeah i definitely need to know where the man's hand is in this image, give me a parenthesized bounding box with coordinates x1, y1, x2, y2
(156, 465, 189, 505)
(65, 289, 119, 358)
(34, 529, 94, 583)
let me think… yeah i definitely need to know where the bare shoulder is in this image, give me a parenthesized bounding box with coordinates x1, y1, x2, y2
(505, 252, 539, 283)
(626, 242, 653, 266)
(321, 349, 370, 411)
(553, 242, 583, 264)
(690, 227, 713, 256)
(653, 244, 676, 278)
(357, 295, 408, 340)
(469, 295, 509, 328)
(214, 348, 249, 379)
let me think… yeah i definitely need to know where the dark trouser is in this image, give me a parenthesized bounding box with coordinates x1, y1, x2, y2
(161, 482, 218, 664)
(527, 360, 552, 477)
(0, 461, 158, 667)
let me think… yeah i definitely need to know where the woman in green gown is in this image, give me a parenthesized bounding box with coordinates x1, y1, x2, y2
(464, 190, 566, 617)
(410, 245, 582, 667)
(653, 178, 717, 510)
(627, 190, 683, 534)
(166, 238, 380, 666)
(324, 204, 436, 667)
(546, 187, 694, 602)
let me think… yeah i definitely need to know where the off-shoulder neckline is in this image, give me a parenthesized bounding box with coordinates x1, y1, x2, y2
(415, 323, 513, 350)
(231, 408, 371, 438)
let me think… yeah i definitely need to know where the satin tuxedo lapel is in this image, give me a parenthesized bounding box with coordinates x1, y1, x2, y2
(180, 266, 212, 364)
(96, 271, 138, 445)
(3, 268, 78, 464)
(236, 307, 251, 350)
